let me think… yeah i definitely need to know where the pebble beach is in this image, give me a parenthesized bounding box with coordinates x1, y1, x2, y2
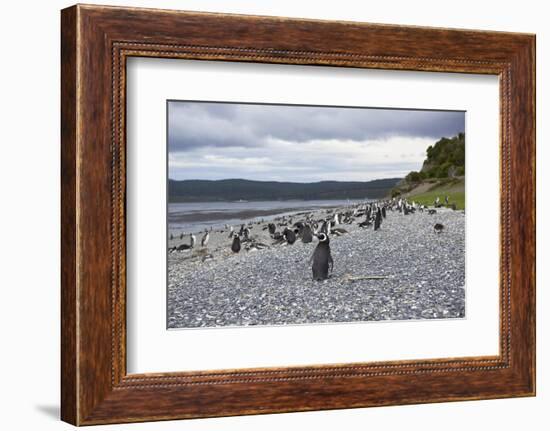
(167, 203, 465, 329)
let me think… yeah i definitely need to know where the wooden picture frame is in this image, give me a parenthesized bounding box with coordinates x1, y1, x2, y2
(61, 4, 535, 425)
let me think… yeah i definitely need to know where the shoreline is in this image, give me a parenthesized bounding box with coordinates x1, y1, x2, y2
(169, 205, 327, 225)
(168, 200, 362, 240)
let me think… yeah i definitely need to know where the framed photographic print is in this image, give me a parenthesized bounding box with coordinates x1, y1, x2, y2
(61, 4, 536, 425)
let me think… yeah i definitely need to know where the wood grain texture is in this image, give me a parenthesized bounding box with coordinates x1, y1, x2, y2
(60, 4, 536, 425)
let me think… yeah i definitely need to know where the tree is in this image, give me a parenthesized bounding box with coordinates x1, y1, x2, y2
(405, 171, 422, 183)
(405, 133, 465, 180)
(391, 188, 401, 198)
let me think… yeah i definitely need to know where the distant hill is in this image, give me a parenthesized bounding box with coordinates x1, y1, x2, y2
(168, 178, 402, 202)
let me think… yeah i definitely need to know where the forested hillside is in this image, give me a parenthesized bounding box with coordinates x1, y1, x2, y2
(405, 133, 465, 182)
(168, 178, 402, 202)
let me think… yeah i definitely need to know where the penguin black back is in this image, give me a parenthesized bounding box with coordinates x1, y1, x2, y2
(434, 223, 444, 233)
(231, 234, 241, 253)
(374, 208, 382, 230)
(284, 227, 296, 244)
(301, 224, 313, 243)
(311, 233, 333, 281)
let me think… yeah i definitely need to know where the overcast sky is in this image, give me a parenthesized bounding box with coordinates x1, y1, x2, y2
(168, 101, 464, 182)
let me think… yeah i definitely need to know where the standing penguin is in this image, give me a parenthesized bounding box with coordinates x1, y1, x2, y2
(311, 233, 333, 281)
(190, 233, 196, 249)
(201, 230, 209, 247)
(374, 208, 382, 230)
(301, 224, 313, 243)
(231, 234, 241, 253)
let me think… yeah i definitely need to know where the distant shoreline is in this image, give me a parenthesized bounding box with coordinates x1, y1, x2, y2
(168, 199, 367, 234)
(168, 206, 314, 224)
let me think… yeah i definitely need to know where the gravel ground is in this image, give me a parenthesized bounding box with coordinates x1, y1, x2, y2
(167, 207, 465, 329)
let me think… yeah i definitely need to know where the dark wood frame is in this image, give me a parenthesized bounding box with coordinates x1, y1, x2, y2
(61, 4, 536, 426)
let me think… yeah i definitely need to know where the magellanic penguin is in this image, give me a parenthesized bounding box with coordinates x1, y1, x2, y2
(173, 233, 195, 252)
(175, 243, 191, 251)
(434, 223, 444, 233)
(331, 227, 348, 236)
(374, 208, 382, 230)
(320, 220, 329, 235)
(201, 230, 210, 247)
(283, 227, 297, 245)
(311, 233, 333, 281)
(301, 224, 313, 243)
(231, 234, 241, 253)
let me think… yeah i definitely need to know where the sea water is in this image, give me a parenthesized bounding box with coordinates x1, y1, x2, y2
(168, 199, 368, 235)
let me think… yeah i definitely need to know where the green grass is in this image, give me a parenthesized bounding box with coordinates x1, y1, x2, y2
(407, 179, 465, 210)
(408, 190, 465, 210)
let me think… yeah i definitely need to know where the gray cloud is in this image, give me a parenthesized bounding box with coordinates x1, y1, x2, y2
(168, 101, 464, 152)
(167, 101, 465, 182)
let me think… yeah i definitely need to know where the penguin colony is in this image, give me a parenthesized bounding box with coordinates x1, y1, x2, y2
(169, 197, 450, 281)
